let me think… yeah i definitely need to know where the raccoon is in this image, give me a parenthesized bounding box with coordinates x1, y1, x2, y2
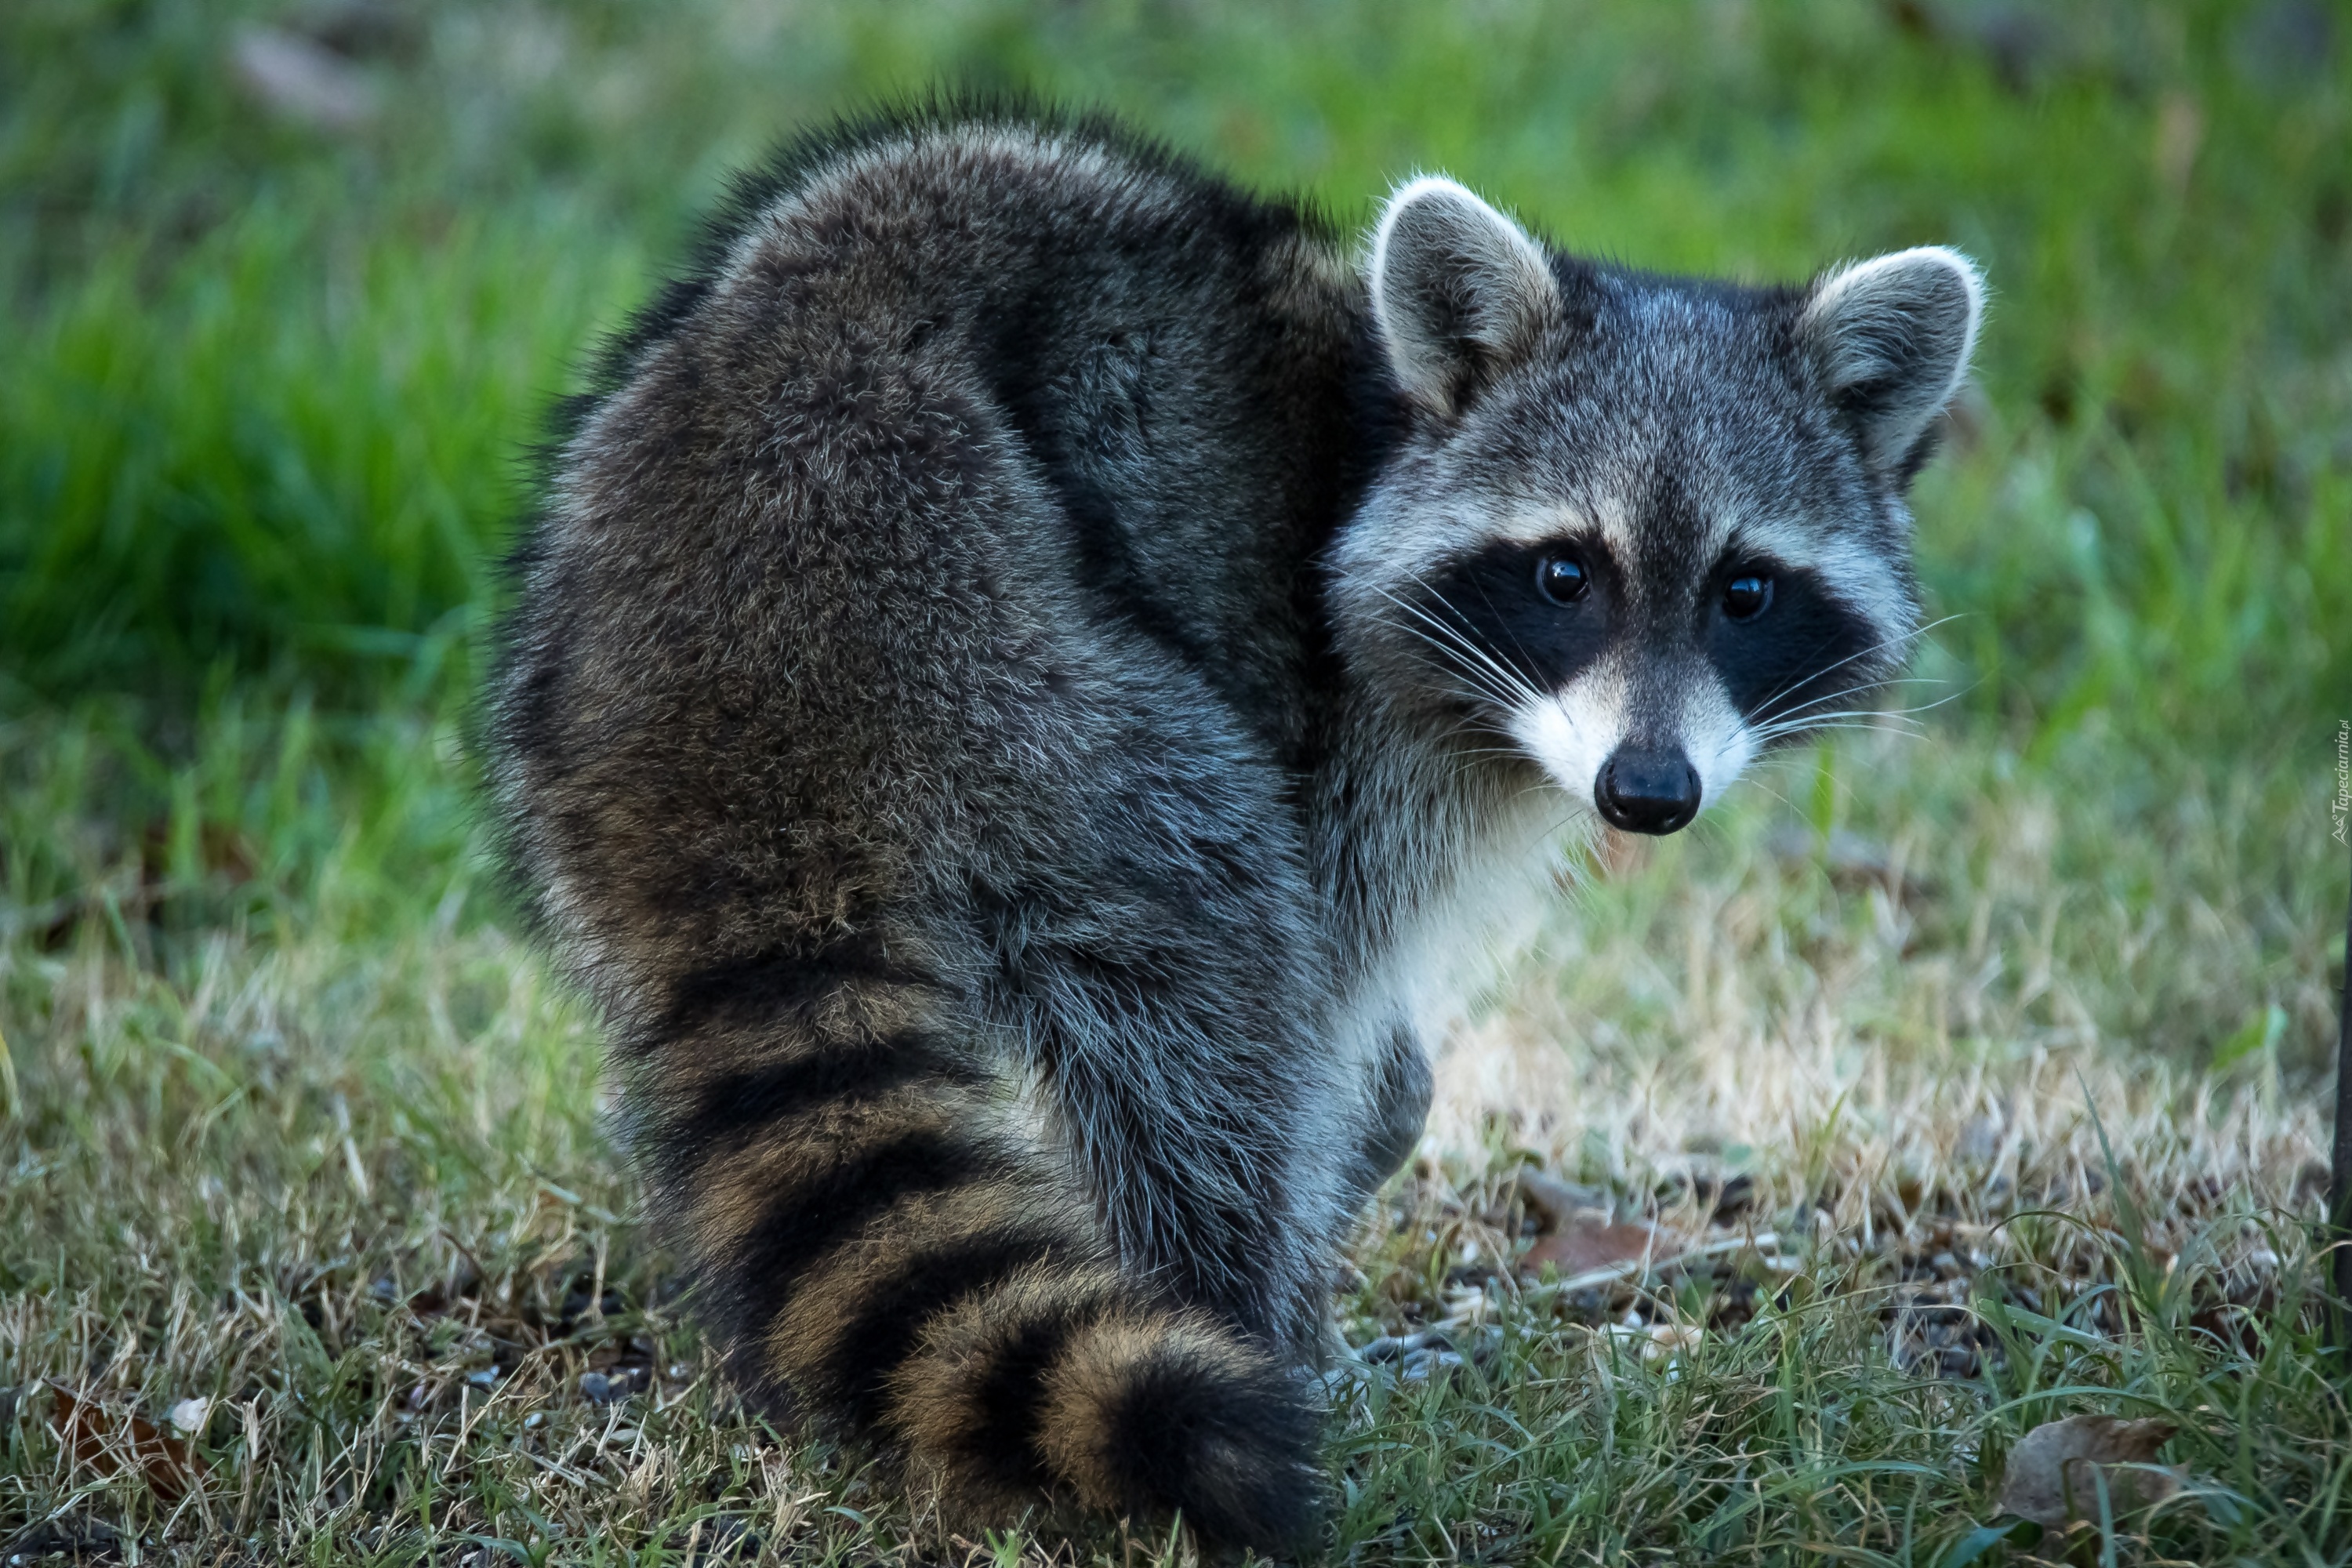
(488, 103, 1980, 1548)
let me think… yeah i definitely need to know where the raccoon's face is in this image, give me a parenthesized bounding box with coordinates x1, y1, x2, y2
(1333, 178, 1983, 836)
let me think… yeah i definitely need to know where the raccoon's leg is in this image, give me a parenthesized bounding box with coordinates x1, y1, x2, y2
(1342, 1022, 1434, 1209)
(968, 847, 1365, 1367)
(631, 954, 1322, 1548)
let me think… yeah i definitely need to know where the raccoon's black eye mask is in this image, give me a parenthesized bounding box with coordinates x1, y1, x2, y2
(1410, 537, 1618, 699)
(1707, 564, 1882, 731)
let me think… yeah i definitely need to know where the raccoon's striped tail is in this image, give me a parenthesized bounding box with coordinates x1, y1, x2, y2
(891, 1262, 1323, 1544)
(638, 978, 1323, 1548)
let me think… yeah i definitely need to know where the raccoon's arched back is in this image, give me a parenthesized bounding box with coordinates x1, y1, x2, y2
(561, 93, 1338, 434)
(492, 106, 1377, 941)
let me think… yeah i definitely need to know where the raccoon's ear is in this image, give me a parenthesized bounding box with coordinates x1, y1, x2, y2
(1369, 176, 1561, 418)
(1798, 246, 1985, 485)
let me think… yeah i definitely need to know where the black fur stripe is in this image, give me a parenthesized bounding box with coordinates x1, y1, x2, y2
(942, 1287, 1116, 1494)
(726, 1133, 1017, 1323)
(666, 1029, 984, 1154)
(812, 1231, 1064, 1417)
(1094, 1338, 1322, 1549)
(658, 938, 902, 1037)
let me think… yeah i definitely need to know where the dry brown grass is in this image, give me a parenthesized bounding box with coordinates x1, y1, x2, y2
(1, 725, 2345, 1565)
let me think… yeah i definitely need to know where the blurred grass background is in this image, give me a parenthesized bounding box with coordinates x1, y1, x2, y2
(4, 0, 2346, 742)
(5, 0, 2346, 1047)
(2, 2, 2351, 1561)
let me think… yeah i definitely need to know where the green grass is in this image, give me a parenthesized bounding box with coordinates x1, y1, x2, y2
(2, 0, 2349, 1562)
(2, 718, 2344, 1563)
(5, 0, 2347, 735)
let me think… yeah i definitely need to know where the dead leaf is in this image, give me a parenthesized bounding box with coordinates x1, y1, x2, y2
(49, 1382, 195, 1502)
(1520, 1217, 1676, 1281)
(1508, 1168, 1610, 1231)
(1996, 1414, 2182, 1526)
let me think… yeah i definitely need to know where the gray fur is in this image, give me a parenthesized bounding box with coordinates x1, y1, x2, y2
(486, 103, 1980, 1544)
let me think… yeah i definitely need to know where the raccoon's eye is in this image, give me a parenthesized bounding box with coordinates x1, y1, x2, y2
(1722, 574, 1773, 621)
(1536, 554, 1590, 605)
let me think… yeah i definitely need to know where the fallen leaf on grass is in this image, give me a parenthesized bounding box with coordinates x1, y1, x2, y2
(49, 1381, 195, 1502)
(1520, 1217, 1675, 1281)
(1506, 1168, 1611, 1230)
(1996, 1414, 2182, 1526)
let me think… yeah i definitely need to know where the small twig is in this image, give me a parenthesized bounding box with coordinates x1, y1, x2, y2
(1519, 1229, 1783, 1299)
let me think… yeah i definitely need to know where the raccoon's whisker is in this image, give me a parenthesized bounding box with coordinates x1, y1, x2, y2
(1746, 719, 1920, 749)
(1759, 693, 1933, 726)
(1733, 775, 1806, 817)
(1772, 673, 1947, 710)
(1538, 800, 1594, 842)
(1424, 575, 1548, 696)
(1780, 717, 1926, 734)
(1425, 718, 1531, 763)
(1403, 704, 1533, 789)
(1417, 707, 1537, 771)
(1411, 674, 1517, 715)
(1512, 775, 1584, 816)
(1392, 639, 1523, 710)
(1420, 700, 1515, 736)
(1751, 612, 1971, 716)
(1871, 685, 1976, 721)
(1757, 690, 1925, 733)
(1769, 672, 1949, 713)
(1769, 611, 1976, 705)
(1408, 667, 1530, 725)
(1751, 718, 1930, 748)
(1381, 577, 1543, 708)
(1753, 682, 1974, 745)
(1372, 590, 1498, 683)
(1373, 586, 1541, 711)
(1461, 569, 1551, 703)
(1753, 674, 1956, 735)
(1749, 709, 1929, 742)
(1381, 592, 1539, 710)
(1787, 724, 1929, 751)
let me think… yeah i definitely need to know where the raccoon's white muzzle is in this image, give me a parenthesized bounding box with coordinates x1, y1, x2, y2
(1507, 666, 1756, 835)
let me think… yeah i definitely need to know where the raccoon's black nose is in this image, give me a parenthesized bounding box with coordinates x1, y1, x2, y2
(1595, 746, 1701, 835)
